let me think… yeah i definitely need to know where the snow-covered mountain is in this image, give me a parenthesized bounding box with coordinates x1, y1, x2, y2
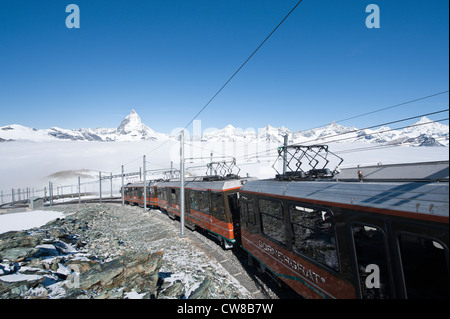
(198, 117, 448, 147)
(0, 111, 448, 146)
(290, 117, 449, 146)
(0, 110, 168, 142)
(200, 124, 291, 143)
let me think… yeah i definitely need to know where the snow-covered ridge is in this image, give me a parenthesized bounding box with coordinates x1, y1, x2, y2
(0, 110, 448, 146)
(200, 117, 448, 146)
(0, 110, 168, 142)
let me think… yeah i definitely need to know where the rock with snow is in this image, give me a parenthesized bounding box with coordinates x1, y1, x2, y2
(0, 204, 252, 299)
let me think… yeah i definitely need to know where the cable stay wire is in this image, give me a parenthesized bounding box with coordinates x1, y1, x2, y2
(183, 0, 305, 129)
(178, 104, 449, 169)
(298, 90, 449, 133)
(295, 108, 449, 146)
(120, 0, 306, 169)
(304, 117, 449, 146)
(230, 110, 449, 163)
(183, 107, 449, 171)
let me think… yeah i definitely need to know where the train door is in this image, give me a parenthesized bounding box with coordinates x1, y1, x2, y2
(390, 221, 449, 299)
(348, 217, 394, 299)
(228, 193, 241, 243)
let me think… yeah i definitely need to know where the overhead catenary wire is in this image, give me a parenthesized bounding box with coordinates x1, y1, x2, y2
(107, 0, 446, 178)
(168, 100, 450, 170)
(230, 110, 449, 163)
(300, 90, 449, 133)
(123, 0, 307, 167)
(183, 0, 305, 129)
(296, 108, 449, 146)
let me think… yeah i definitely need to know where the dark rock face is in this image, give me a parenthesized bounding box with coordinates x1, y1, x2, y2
(0, 204, 251, 299)
(0, 218, 164, 299)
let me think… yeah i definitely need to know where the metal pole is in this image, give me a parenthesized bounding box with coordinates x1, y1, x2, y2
(143, 155, 147, 212)
(49, 182, 53, 207)
(210, 153, 213, 175)
(110, 172, 113, 198)
(121, 165, 124, 206)
(78, 176, 81, 204)
(99, 172, 102, 203)
(283, 134, 288, 175)
(179, 130, 185, 238)
(11, 188, 15, 207)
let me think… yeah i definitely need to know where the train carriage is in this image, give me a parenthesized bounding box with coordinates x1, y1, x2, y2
(122, 181, 158, 207)
(155, 176, 244, 249)
(239, 178, 449, 299)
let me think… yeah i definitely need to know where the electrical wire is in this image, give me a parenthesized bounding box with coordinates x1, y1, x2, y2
(230, 111, 449, 163)
(183, 0, 305, 129)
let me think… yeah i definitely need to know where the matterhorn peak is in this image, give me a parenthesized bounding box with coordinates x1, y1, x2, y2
(117, 110, 145, 134)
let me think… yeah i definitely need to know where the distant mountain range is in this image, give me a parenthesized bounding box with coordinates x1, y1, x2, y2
(1, 110, 448, 146)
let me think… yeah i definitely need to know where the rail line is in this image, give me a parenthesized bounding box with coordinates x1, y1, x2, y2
(0, 197, 300, 298)
(147, 206, 301, 299)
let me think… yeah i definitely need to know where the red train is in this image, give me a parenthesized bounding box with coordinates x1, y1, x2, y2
(123, 176, 245, 249)
(122, 162, 449, 299)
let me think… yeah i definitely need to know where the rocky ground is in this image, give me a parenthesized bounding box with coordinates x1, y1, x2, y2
(0, 203, 253, 299)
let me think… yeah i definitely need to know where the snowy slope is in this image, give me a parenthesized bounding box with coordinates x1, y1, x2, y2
(0, 124, 59, 142)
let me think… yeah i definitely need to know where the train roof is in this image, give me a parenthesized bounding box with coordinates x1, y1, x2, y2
(335, 160, 449, 182)
(154, 177, 248, 192)
(124, 181, 158, 187)
(240, 179, 449, 220)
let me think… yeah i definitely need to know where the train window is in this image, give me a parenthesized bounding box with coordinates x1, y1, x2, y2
(190, 191, 210, 214)
(170, 188, 179, 204)
(259, 198, 287, 245)
(158, 188, 166, 201)
(240, 195, 256, 224)
(398, 233, 449, 299)
(289, 204, 338, 271)
(190, 191, 199, 210)
(352, 224, 392, 299)
(211, 192, 224, 215)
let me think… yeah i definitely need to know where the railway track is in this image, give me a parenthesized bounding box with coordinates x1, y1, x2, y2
(148, 207, 301, 299)
(1, 197, 300, 298)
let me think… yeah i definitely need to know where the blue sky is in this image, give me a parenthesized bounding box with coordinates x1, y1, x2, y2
(0, 0, 448, 134)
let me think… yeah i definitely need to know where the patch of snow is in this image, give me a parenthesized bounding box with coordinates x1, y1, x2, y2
(0, 273, 43, 283)
(124, 289, 147, 299)
(0, 210, 66, 234)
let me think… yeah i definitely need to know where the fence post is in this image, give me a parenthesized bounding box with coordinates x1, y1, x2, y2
(121, 165, 124, 206)
(110, 172, 113, 198)
(99, 172, 102, 203)
(143, 155, 147, 212)
(78, 176, 81, 204)
(49, 182, 53, 206)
